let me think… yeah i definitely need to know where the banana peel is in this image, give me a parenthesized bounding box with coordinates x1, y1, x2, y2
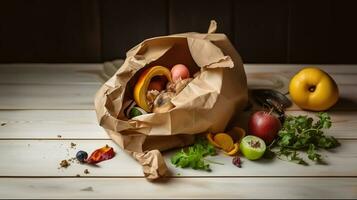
(133, 66, 172, 112)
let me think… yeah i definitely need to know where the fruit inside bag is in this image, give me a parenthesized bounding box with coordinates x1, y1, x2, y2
(94, 21, 248, 180)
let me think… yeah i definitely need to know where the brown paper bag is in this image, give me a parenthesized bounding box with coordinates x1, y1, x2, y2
(94, 21, 248, 180)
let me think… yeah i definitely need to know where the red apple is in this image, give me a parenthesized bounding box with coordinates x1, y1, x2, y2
(248, 111, 281, 144)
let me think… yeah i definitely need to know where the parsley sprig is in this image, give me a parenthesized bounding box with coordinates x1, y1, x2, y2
(267, 112, 340, 164)
(171, 138, 222, 171)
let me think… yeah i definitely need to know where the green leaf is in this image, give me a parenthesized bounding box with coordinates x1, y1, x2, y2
(273, 112, 340, 165)
(170, 137, 217, 171)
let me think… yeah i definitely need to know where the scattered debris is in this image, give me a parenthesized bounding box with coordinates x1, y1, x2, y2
(60, 160, 70, 168)
(57, 135, 62, 138)
(86, 145, 115, 164)
(70, 142, 77, 149)
(0, 122, 6, 126)
(80, 186, 93, 192)
(76, 150, 88, 163)
(84, 169, 90, 174)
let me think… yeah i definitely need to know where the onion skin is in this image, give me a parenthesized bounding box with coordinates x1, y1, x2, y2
(171, 64, 190, 82)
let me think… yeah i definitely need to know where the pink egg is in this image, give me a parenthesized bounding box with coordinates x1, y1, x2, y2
(171, 64, 190, 82)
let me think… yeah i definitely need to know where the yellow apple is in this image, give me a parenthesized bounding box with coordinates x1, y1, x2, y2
(289, 67, 339, 111)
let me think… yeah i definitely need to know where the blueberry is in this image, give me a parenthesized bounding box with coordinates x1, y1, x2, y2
(76, 150, 88, 163)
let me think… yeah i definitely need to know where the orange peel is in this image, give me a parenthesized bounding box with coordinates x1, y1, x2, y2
(224, 143, 239, 156)
(206, 133, 221, 148)
(213, 133, 234, 152)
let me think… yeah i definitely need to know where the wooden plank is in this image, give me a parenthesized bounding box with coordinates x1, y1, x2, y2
(0, 110, 107, 139)
(244, 64, 357, 74)
(0, 140, 355, 177)
(330, 1, 357, 64)
(100, 0, 168, 60)
(0, 110, 356, 139)
(234, 0, 289, 63)
(0, 0, 101, 63)
(0, 84, 100, 110)
(169, 0, 233, 39)
(288, 0, 332, 63)
(0, 177, 356, 199)
(0, 64, 104, 84)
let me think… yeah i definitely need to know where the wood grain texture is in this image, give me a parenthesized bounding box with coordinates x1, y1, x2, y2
(0, 63, 356, 110)
(0, 177, 356, 199)
(0, 110, 356, 139)
(100, 0, 168, 60)
(289, 0, 332, 63)
(0, 0, 101, 63)
(330, 0, 357, 64)
(0, 110, 107, 139)
(234, 0, 289, 63)
(0, 140, 355, 177)
(169, 0, 233, 39)
(0, 84, 100, 110)
(0, 64, 103, 84)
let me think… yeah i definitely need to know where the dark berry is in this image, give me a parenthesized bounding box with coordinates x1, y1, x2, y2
(76, 150, 88, 163)
(232, 156, 242, 168)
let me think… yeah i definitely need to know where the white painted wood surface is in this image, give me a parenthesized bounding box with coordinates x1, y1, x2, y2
(0, 110, 356, 139)
(1, 178, 356, 199)
(0, 63, 356, 199)
(0, 139, 355, 177)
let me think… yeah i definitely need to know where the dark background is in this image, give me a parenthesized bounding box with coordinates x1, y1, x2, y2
(0, 0, 356, 64)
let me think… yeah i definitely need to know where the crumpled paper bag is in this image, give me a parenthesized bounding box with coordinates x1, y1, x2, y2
(94, 21, 248, 180)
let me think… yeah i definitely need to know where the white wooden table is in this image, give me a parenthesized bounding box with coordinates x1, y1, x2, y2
(0, 63, 356, 199)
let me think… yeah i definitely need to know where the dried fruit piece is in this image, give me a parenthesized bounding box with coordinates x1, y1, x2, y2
(224, 143, 239, 156)
(86, 145, 115, 164)
(232, 156, 242, 168)
(206, 133, 221, 148)
(213, 133, 234, 152)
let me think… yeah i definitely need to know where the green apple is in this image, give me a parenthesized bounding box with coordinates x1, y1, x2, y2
(240, 135, 266, 160)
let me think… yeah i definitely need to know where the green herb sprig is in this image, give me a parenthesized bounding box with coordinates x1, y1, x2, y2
(267, 112, 340, 164)
(171, 138, 222, 171)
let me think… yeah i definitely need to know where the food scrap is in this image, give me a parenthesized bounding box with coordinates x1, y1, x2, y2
(206, 128, 245, 156)
(268, 112, 340, 164)
(59, 159, 70, 168)
(232, 156, 242, 168)
(86, 145, 115, 164)
(76, 150, 88, 163)
(128, 64, 193, 118)
(171, 138, 219, 171)
(70, 142, 77, 149)
(240, 135, 266, 160)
